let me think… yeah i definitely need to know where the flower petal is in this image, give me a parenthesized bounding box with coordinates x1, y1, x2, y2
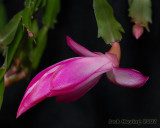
(106, 67, 149, 88)
(17, 57, 81, 118)
(25, 58, 80, 93)
(55, 75, 102, 102)
(50, 56, 113, 91)
(16, 65, 62, 118)
(66, 36, 98, 57)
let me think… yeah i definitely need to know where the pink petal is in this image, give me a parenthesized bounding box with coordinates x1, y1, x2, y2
(50, 56, 113, 91)
(48, 71, 103, 99)
(16, 65, 62, 118)
(55, 75, 102, 102)
(106, 67, 149, 88)
(66, 36, 98, 57)
(17, 57, 82, 118)
(26, 58, 80, 91)
(17, 56, 113, 117)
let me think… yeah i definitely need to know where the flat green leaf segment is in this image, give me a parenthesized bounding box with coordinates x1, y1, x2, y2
(128, 0, 152, 31)
(93, 0, 124, 44)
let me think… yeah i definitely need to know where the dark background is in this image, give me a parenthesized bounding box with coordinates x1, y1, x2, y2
(0, 0, 160, 128)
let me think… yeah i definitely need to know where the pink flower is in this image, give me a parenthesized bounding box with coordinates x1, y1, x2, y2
(17, 36, 148, 118)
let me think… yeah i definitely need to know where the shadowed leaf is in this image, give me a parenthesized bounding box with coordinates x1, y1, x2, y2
(0, 2, 7, 29)
(0, 12, 22, 46)
(0, 77, 4, 109)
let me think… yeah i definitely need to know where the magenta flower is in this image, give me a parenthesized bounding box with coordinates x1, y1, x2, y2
(17, 36, 148, 118)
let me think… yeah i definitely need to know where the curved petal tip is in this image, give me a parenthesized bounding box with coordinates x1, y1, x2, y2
(66, 36, 98, 57)
(107, 67, 149, 88)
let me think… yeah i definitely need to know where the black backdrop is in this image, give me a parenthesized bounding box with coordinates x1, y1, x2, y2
(0, 0, 160, 128)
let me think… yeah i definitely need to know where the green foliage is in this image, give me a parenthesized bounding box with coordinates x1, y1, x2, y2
(0, 2, 7, 29)
(0, 0, 60, 109)
(6, 25, 23, 69)
(31, 27, 48, 69)
(34, 0, 47, 12)
(0, 22, 23, 110)
(0, 12, 22, 46)
(31, 0, 60, 69)
(0, 68, 5, 81)
(0, 78, 4, 110)
(25, 0, 38, 13)
(22, 8, 32, 31)
(93, 0, 124, 44)
(43, 0, 60, 28)
(128, 0, 152, 31)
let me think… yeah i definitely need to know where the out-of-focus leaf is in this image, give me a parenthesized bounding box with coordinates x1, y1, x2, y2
(0, 48, 6, 109)
(27, 19, 38, 57)
(43, 0, 60, 28)
(0, 2, 7, 29)
(34, 0, 42, 12)
(31, 19, 39, 38)
(25, 0, 37, 11)
(31, 27, 48, 69)
(0, 77, 4, 109)
(15, 20, 39, 72)
(0, 47, 7, 80)
(0, 12, 22, 46)
(14, 19, 39, 71)
(93, 0, 124, 44)
(22, 8, 32, 32)
(23, 0, 39, 32)
(41, 0, 47, 8)
(7, 25, 23, 69)
(0, 68, 5, 80)
(25, 0, 45, 12)
(129, 0, 152, 31)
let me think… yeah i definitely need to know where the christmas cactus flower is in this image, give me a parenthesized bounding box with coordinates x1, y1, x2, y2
(17, 36, 148, 118)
